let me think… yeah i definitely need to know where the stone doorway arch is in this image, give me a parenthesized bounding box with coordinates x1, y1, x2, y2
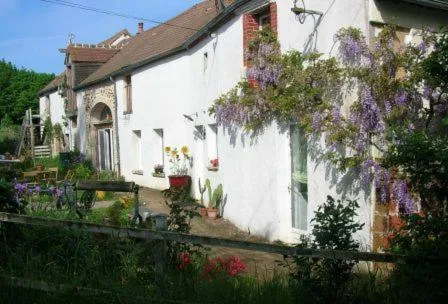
(90, 102, 114, 171)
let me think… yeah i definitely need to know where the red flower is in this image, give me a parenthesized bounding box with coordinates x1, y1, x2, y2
(210, 158, 219, 167)
(225, 256, 246, 276)
(177, 252, 192, 271)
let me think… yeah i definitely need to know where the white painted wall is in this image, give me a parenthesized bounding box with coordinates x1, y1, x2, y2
(38, 90, 68, 141)
(75, 0, 446, 245)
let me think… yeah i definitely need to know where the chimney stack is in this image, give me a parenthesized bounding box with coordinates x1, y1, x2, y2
(138, 22, 144, 34)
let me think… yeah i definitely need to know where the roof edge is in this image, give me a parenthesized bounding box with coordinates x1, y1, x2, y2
(38, 86, 59, 97)
(380, 0, 448, 11)
(75, 0, 251, 91)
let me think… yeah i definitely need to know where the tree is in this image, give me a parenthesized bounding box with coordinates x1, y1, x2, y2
(0, 60, 55, 124)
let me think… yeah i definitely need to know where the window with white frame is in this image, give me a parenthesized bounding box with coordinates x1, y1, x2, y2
(132, 130, 142, 170)
(153, 128, 164, 174)
(291, 125, 308, 230)
(124, 75, 132, 114)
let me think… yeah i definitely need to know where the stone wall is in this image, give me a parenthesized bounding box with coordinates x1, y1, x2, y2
(83, 83, 117, 171)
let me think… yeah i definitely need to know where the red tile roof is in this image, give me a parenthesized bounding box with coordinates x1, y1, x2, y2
(38, 73, 65, 96)
(67, 46, 120, 63)
(78, 0, 240, 88)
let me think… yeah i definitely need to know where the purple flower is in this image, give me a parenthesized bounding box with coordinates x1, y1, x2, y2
(417, 41, 427, 53)
(423, 86, 431, 99)
(312, 112, 322, 133)
(395, 90, 408, 106)
(392, 179, 415, 214)
(384, 101, 392, 116)
(362, 158, 373, 185)
(34, 186, 41, 193)
(332, 105, 341, 124)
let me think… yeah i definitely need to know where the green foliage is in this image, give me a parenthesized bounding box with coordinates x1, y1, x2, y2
(387, 214, 448, 303)
(290, 196, 364, 303)
(0, 125, 20, 154)
(198, 178, 206, 206)
(73, 163, 93, 180)
(0, 178, 18, 212)
(384, 132, 448, 214)
(43, 117, 53, 144)
(205, 178, 223, 208)
(0, 60, 55, 123)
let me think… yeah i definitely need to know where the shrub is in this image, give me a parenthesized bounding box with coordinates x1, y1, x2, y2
(290, 196, 364, 303)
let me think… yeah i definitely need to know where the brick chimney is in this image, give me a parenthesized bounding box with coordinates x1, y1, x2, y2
(138, 22, 144, 34)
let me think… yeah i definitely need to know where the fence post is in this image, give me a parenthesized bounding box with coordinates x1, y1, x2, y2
(152, 213, 168, 294)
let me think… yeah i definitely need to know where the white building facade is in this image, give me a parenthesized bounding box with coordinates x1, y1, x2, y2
(72, 0, 448, 245)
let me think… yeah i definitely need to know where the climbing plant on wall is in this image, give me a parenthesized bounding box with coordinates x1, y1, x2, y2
(210, 26, 448, 215)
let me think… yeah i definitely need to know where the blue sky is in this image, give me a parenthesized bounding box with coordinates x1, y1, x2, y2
(0, 0, 202, 74)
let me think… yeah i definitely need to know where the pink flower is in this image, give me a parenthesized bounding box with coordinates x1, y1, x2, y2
(225, 256, 246, 276)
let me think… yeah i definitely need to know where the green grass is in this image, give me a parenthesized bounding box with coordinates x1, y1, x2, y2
(0, 125, 19, 154)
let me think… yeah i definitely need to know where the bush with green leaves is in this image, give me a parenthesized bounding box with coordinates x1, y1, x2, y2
(290, 196, 364, 303)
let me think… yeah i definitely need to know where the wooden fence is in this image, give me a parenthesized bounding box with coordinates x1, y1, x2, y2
(0, 211, 438, 264)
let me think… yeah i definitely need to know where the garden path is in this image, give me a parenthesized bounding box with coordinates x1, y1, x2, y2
(139, 187, 285, 278)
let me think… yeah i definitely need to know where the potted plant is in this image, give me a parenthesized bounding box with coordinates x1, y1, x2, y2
(205, 178, 223, 219)
(153, 164, 164, 174)
(208, 158, 219, 171)
(36, 163, 45, 171)
(165, 146, 191, 189)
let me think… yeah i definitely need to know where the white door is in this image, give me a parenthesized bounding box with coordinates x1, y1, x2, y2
(291, 126, 308, 230)
(98, 128, 113, 171)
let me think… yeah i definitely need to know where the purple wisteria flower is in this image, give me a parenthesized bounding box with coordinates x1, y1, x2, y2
(417, 41, 427, 53)
(392, 179, 415, 214)
(384, 101, 392, 116)
(312, 112, 322, 133)
(395, 90, 408, 106)
(332, 105, 341, 124)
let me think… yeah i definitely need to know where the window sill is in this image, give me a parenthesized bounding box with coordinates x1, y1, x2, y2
(152, 173, 165, 178)
(132, 170, 143, 175)
(207, 166, 219, 172)
(123, 111, 133, 115)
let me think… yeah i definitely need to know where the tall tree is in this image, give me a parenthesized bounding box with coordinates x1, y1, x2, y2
(0, 60, 54, 124)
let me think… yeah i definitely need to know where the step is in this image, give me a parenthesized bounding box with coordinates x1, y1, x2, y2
(33, 145, 51, 158)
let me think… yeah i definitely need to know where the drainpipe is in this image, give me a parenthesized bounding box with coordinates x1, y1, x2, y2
(110, 76, 121, 178)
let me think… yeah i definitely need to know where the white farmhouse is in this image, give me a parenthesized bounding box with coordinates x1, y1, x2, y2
(46, 0, 448, 246)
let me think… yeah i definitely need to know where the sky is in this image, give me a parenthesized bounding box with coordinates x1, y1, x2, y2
(0, 0, 202, 74)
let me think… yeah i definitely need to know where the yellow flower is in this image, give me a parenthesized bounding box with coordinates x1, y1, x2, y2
(171, 150, 178, 158)
(181, 146, 189, 155)
(164, 146, 171, 153)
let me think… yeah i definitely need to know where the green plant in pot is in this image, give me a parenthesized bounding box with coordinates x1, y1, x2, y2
(205, 178, 223, 219)
(198, 178, 207, 217)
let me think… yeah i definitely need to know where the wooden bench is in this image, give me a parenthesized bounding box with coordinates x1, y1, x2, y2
(73, 180, 142, 223)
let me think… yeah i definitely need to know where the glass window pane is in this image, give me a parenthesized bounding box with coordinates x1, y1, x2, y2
(291, 126, 308, 230)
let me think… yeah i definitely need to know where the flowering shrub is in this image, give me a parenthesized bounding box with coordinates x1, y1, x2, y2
(164, 146, 190, 175)
(210, 26, 448, 215)
(177, 252, 192, 271)
(202, 256, 246, 278)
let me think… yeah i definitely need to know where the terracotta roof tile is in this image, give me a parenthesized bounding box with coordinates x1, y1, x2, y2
(39, 73, 65, 96)
(67, 46, 120, 63)
(80, 0, 235, 88)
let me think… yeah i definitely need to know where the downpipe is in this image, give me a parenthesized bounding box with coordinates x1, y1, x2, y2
(110, 76, 121, 178)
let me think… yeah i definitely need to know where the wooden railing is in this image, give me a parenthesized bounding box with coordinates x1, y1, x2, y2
(1, 212, 442, 264)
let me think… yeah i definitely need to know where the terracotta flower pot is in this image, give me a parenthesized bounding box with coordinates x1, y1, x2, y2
(207, 208, 218, 219)
(36, 164, 44, 171)
(168, 175, 191, 189)
(199, 207, 208, 217)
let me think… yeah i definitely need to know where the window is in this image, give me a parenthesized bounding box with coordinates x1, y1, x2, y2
(207, 124, 218, 170)
(124, 75, 132, 114)
(258, 13, 270, 29)
(153, 129, 164, 174)
(291, 126, 308, 230)
(132, 130, 142, 170)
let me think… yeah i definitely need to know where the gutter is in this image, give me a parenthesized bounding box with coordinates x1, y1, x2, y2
(74, 0, 251, 91)
(110, 76, 121, 178)
(380, 0, 448, 11)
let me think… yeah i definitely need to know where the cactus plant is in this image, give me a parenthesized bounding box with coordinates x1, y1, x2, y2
(210, 184, 223, 208)
(205, 178, 212, 207)
(198, 178, 206, 206)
